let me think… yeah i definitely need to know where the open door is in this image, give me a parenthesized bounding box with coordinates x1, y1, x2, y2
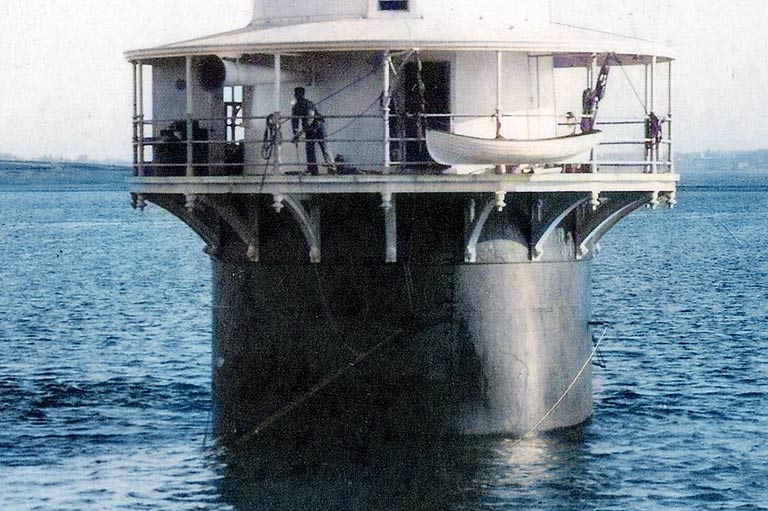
(391, 61, 451, 169)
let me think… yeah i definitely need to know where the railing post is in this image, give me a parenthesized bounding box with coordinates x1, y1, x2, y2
(185, 56, 194, 177)
(668, 59, 673, 174)
(132, 62, 139, 176)
(273, 53, 282, 173)
(644, 62, 650, 173)
(650, 55, 657, 174)
(137, 61, 145, 177)
(383, 51, 391, 169)
(589, 54, 597, 173)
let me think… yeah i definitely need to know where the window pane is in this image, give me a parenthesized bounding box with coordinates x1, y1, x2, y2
(379, 1, 408, 11)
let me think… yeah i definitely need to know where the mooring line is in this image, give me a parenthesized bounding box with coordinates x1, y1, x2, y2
(507, 326, 608, 447)
(202, 405, 213, 449)
(236, 329, 403, 446)
(710, 218, 743, 246)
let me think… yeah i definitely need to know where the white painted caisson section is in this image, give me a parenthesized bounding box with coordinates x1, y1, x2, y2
(127, 0, 677, 442)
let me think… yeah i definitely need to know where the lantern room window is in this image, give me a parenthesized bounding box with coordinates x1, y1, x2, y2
(379, 1, 408, 11)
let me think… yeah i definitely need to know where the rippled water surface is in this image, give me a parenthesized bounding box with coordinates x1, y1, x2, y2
(1, 167, 766, 510)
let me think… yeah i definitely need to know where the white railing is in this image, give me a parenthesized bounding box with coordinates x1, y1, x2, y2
(132, 112, 673, 177)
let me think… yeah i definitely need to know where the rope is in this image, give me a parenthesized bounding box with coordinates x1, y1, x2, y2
(710, 218, 744, 246)
(507, 326, 608, 447)
(236, 328, 403, 446)
(613, 54, 648, 114)
(325, 95, 381, 138)
(261, 113, 279, 161)
(315, 66, 379, 108)
(201, 403, 212, 449)
(257, 113, 279, 192)
(313, 265, 340, 336)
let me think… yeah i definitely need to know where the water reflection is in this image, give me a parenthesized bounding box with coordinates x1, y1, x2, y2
(214, 424, 593, 510)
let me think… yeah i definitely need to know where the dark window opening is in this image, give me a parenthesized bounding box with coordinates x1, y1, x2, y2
(223, 86, 245, 172)
(379, 1, 408, 11)
(391, 61, 451, 168)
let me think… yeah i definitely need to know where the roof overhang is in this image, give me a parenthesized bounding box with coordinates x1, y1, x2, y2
(125, 18, 673, 65)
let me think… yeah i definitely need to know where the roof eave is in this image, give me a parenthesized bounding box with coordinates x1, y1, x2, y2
(125, 42, 673, 62)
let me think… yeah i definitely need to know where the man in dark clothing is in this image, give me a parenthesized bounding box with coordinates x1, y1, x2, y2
(291, 87, 331, 175)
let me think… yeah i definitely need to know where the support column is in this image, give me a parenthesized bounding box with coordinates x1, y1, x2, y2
(668, 59, 674, 174)
(137, 61, 145, 177)
(273, 53, 282, 172)
(589, 54, 598, 173)
(650, 55, 658, 174)
(495, 51, 503, 138)
(644, 62, 651, 173)
(455, 261, 593, 433)
(210, 257, 593, 440)
(132, 62, 139, 176)
(383, 51, 391, 168)
(185, 56, 194, 177)
(381, 192, 397, 262)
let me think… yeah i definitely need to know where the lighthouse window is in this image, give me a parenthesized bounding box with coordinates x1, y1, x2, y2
(379, 1, 408, 11)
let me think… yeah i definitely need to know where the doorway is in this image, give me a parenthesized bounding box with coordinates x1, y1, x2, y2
(391, 61, 451, 169)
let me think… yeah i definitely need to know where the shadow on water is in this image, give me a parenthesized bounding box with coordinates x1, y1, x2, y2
(211, 422, 595, 510)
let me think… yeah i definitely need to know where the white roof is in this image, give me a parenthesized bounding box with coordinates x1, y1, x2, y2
(125, 17, 673, 64)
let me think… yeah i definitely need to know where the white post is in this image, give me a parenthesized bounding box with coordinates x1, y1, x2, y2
(383, 51, 391, 168)
(650, 56, 657, 113)
(650, 55, 657, 174)
(668, 59, 674, 174)
(496, 51, 503, 138)
(644, 64, 649, 113)
(132, 62, 139, 176)
(185, 56, 194, 177)
(273, 53, 282, 172)
(137, 62, 145, 177)
(382, 193, 397, 262)
(589, 54, 597, 173)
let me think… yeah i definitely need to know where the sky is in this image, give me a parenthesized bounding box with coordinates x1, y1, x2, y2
(0, 0, 765, 161)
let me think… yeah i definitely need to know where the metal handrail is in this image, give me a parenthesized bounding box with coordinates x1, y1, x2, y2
(133, 111, 673, 177)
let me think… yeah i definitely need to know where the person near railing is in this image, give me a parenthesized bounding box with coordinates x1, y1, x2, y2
(291, 87, 332, 175)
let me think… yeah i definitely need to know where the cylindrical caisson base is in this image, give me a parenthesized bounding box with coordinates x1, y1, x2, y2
(211, 258, 592, 441)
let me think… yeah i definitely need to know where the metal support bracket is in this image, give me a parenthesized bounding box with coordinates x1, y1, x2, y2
(147, 194, 221, 255)
(203, 197, 260, 262)
(272, 193, 321, 263)
(464, 195, 497, 263)
(530, 195, 588, 261)
(577, 195, 649, 259)
(381, 192, 397, 263)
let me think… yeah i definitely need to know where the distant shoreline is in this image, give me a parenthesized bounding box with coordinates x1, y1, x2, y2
(0, 160, 131, 191)
(0, 159, 130, 170)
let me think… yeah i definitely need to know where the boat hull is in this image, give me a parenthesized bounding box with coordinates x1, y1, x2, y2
(426, 129, 603, 165)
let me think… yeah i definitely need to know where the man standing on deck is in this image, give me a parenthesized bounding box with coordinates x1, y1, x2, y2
(291, 87, 332, 175)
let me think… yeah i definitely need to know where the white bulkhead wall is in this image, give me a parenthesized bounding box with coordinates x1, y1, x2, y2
(453, 53, 557, 140)
(152, 58, 226, 160)
(243, 54, 383, 173)
(240, 51, 557, 172)
(251, 0, 548, 24)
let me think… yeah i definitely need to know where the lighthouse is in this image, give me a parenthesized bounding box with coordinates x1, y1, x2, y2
(126, 0, 676, 442)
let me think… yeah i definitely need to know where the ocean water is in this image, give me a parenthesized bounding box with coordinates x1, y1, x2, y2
(0, 164, 766, 510)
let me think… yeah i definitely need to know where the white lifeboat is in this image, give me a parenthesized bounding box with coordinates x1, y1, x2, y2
(425, 129, 603, 166)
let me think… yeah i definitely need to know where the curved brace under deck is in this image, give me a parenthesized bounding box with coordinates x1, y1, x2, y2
(272, 194, 322, 263)
(576, 193, 652, 259)
(146, 194, 221, 252)
(202, 197, 260, 261)
(464, 196, 498, 263)
(530, 194, 589, 261)
(144, 190, 671, 267)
